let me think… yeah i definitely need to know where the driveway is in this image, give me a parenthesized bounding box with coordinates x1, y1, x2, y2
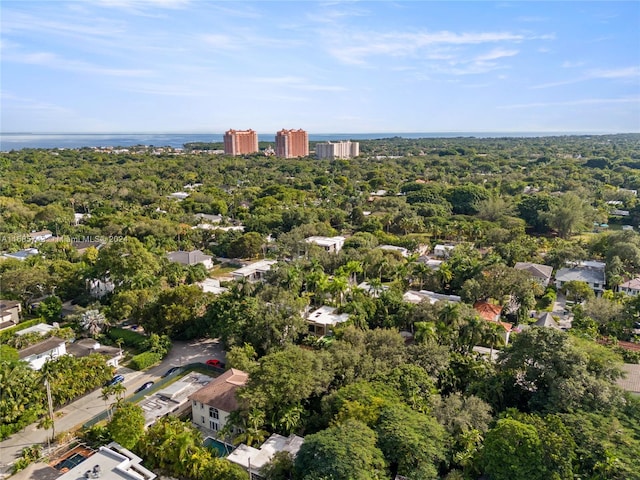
(0, 338, 226, 478)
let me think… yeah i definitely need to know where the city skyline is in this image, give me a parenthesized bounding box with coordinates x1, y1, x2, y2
(1, 1, 639, 134)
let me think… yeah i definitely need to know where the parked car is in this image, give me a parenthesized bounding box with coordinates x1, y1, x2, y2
(162, 366, 181, 378)
(206, 359, 225, 368)
(105, 374, 125, 387)
(134, 381, 154, 394)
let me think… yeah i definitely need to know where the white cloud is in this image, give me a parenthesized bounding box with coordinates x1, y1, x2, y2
(590, 66, 640, 79)
(252, 76, 347, 92)
(96, 0, 190, 9)
(8, 51, 152, 77)
(562, 60, 585, 68)
(498, 96, 640, 109)
(475, 48, 519, 62)
(323, 29, 545, 66)
(532, 66, 640, 89)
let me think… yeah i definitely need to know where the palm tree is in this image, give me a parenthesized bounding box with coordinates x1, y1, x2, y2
(436, 263, 453, 292)
(80, 309, 108, 338)
(277, 403, 304, 435)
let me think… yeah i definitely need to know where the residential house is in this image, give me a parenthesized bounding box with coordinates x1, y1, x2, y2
(71, 240, 103, 254)
(87, 278, 116, 298)
(417, 257, 443, 270)
(403, 290, 461, 305)
(619, 277, 640, 296)
(66, 338, 122, 368)
(306, 305, 350, 336)
(169, 192, 190, 200)
(227, 433, 305, 480)
(18, 336, 67, 370)
(534, 312, 561, 330)
(56, 442, 156, 480)
(357, 281, 389, 297)
(473, 301, 513, 345)
(3, 248, 39, 261)
(195, 213, 223, 224)
(197, 278, 228, 295)
(0, 300, 22, 330)
(231, 259, 277, 282)
(555, 260, 606, 294)
(189, 368, 249, 435)
(15, 322, 56, 336)
(167, 250, 214, 270)
(28, 230, 53, 242)
(379, 245, 409, 257)
(514, 262, 553, 287)
(305, 236, 346, 254)
(433, 244, 455, 258)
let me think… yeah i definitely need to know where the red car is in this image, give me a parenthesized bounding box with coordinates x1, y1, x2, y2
(206, 359, 225, 368)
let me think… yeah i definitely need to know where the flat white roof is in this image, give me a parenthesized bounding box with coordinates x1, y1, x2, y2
(232, 259, 277, 276)
(15, 323, 56, 336)
(227, 434, 304, 471)
(56, 442, 156, 480)
(306, 305, 350, 326)
(305, 236, 345, 247)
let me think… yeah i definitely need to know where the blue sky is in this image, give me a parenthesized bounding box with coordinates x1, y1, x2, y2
(1, 0, 639, 133)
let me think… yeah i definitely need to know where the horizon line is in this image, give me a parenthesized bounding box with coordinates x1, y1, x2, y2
(1, 130, 633, 136)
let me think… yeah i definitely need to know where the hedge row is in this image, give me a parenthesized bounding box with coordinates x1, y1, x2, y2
(0, 318, 44, 343)
(130, 351, 162, 370)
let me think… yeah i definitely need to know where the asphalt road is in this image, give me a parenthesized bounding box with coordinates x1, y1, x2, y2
(0, 338, 225, 478)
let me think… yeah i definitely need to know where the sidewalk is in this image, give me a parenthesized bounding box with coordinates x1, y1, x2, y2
(0, 338, 224, 478)
(0, 368, 144, 478)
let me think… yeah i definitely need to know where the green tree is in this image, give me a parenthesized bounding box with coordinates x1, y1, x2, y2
(107, 402, 145, 449)
(482, 418, 546, 480)
(376, 405, 446, 480)
(294, 419, 388, 480)
(36, 295, 62, 322)
(543, 192, 592, 238)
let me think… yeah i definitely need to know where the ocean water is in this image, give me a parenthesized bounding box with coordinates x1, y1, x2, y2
(0, 131, 578, 151)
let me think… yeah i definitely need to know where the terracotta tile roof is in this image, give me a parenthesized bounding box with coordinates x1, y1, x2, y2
(473, 301, 503, 321)
(188, 368, 248, 413)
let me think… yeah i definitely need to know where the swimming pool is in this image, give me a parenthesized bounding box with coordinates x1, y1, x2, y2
(54, 452, 87, 471)
(203, 437, 234, 457)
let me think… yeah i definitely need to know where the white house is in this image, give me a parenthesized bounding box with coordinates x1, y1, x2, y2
(619, 277, 640, 296)
(66, 338, 122, 368)
(227, 433, 305, 479)
(433, 244, 455, 258)
(305, 236, 346, 254)
(306, 306, 350, 336)
(3, 248, 39, 261)
(189, 369, 248, 435)
(28, 230, 53, 242)
(169, 192, 190, 200)
(197, 278, 228, 295)
(18, 336, 67, 370)
(403, 290, 461, 305)
(555, 261, 606, 294)
(231, 260, 277, 282)
(167, 250, 214, 270)
(15, 322, 56, 336)
(56, 442, 156, 480)
(379, 245, 409, 257)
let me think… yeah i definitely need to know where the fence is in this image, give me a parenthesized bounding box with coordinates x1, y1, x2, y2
(82, 362, 223, 429)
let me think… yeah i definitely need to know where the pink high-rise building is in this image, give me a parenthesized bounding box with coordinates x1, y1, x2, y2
(223, 129, 259, 155)
(275, 129, 309, 158)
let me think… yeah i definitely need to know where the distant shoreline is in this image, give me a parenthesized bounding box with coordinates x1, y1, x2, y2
(0, 131, 634, 151)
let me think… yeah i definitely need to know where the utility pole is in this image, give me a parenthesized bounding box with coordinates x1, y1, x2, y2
(44, 378, 55, 442)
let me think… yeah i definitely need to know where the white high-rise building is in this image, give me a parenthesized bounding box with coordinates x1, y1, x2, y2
(315, 141, 360, 160)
